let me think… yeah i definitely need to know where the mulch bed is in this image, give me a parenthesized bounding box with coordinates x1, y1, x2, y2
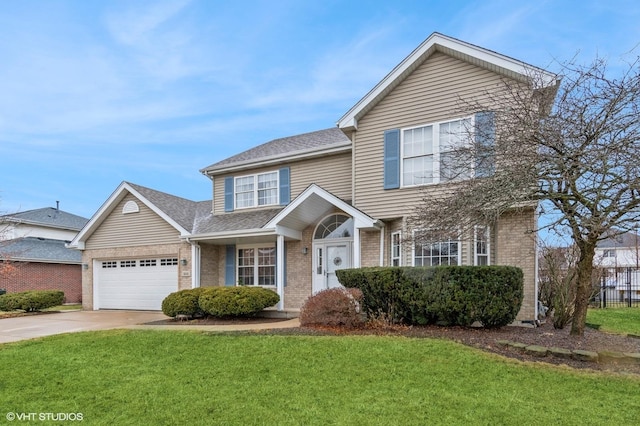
(145, 316, 290, 326)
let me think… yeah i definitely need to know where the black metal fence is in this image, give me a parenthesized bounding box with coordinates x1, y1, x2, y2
(593, 267, 640, 308)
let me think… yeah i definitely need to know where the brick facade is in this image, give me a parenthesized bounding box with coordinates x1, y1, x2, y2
(284, 226, 314, 310)
(496, 208, 538, 322)
(0, 261, 82, 303)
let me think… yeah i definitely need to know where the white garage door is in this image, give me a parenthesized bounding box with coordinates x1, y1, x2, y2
(96, 258, 178, 310)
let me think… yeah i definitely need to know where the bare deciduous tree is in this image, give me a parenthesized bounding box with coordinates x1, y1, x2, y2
(409, 56, 640, 335)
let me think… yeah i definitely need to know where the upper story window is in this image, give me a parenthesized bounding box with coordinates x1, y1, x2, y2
(603, 249, 616, 258)
(235, 171, 278, 209)
(402, 117, 471, 186)
(383, 112, 494, 190)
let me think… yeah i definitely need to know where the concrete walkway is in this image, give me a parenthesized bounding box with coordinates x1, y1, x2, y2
(0, 310, 300, 344)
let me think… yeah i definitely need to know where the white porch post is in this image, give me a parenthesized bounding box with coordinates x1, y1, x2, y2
(353, 228, 361, 268)
(276, 234, 285, 310)
(191, 242, 201, 288)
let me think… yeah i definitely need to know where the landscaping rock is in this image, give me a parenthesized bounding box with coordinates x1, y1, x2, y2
(572, 350, 599, 362)
(509, 342, 528, 351)
(524, 345, 549, 357)
(496, 340, 512, 347)
(598, 351, 627, 364)
(549, 347, 573, 359)
(623, 353, 640, 365)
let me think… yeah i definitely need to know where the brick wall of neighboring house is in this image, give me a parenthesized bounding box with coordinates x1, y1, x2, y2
(0, 261, 82, 303)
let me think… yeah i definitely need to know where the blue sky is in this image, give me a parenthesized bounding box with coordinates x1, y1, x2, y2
(1, 0, 639, 220)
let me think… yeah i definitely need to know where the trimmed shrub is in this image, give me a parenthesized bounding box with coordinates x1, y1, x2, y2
(0, 290, 65, 312)
(337, 266, 523, 328)
(299, 287, 364, 328)
(161, 288, 206, 318)
(198, 286, 280, 317)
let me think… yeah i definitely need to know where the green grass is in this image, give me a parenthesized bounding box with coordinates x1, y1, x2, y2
(44, 303, 82, 311)
(1, 331, 639, 425)
(587, 308, 640, 335)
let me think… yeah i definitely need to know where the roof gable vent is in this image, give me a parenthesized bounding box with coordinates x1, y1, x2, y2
(122, 200, 140, 214)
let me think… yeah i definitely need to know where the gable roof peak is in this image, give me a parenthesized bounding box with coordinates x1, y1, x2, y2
(337, 32, 558, 132)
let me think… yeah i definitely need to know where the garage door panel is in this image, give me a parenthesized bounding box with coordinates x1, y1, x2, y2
(95, 258, 178, 310)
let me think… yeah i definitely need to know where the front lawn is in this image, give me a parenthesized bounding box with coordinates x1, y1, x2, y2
(587, 307, 640, 335)
(1, 330, 639, 425)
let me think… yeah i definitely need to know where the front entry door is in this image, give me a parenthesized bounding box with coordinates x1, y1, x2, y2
(313, 242, 352, 293)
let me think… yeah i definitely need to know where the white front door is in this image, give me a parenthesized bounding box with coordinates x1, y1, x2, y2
(312, 242, 352, 293)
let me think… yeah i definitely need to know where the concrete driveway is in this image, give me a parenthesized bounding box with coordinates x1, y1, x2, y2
(0, 310, 167, 344)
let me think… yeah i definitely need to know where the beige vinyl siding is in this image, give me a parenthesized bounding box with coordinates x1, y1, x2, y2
(353, 52, 513, 219)
(212, 152, 352, 214)
(86, 194, 181, 249)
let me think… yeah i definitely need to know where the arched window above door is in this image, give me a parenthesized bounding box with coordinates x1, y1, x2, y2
(314, 214, 353, 240)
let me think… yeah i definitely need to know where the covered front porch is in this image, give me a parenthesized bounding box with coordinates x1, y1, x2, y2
(186, 184, 382, 311)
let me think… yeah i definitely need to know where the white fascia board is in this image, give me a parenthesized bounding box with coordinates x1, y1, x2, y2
(265, 184, 382, 231)
(186, 228, 276, 242)
(201, 143, 351, 176)
(337, 32, 558, 131)
(124, 184, 191, 237)
(69, 182, 191, 249)
(274, 225, 302, 240)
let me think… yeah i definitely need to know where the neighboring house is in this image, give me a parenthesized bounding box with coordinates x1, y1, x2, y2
(70, 33, 557, 323)
(594, 231, 640, 302)
(0, 205, 89, 303)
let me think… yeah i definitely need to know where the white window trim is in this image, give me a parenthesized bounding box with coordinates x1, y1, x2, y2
(234, 171, 279, 210)
(400, 116, 474, 188)
(411, 229, 461, 267)
(474, 226, 491, 266)
(391, 231, 402, 266)
(236, 243, 277, 287)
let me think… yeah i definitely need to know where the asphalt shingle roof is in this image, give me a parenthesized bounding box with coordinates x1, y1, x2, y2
(124, 182, 280, 236)
(598, 231, 640, 248)
(0, 237, 81, 263)
(1, 208, 88, 231)
(201, 127, 350, 173)
(192, 207, 282, 235)
(127, 182, 202, 232)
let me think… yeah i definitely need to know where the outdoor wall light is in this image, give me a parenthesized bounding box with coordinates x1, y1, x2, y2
(82, 263, 89, 270)
(180, 259, 188, 266)
(302, 247, 308, 255)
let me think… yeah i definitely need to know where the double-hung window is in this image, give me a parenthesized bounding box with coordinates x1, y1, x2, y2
(237, 245, 276, 286)
(401, 117, 472, 186)
(474, 226, 490, 266)
(391, 231, 402, 266)
(235, 171, 278, 209)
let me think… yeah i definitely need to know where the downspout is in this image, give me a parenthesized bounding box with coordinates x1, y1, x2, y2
(379, 223, 385, 266)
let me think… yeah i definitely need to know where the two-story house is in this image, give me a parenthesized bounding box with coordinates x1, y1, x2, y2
(594, 231, 640, 303)
(70, 33, 557, 323)
(1, 205, 88, 302)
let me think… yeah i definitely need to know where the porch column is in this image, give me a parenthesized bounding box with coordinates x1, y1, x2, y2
(191, 242, 201, 288)
(353, 228, 361, 268)
(276, 234, 285, 310)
